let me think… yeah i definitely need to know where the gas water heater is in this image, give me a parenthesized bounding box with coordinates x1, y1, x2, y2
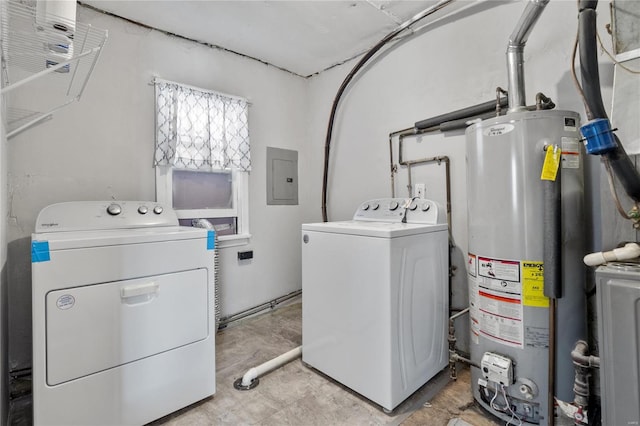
(466, 110, 586, 424)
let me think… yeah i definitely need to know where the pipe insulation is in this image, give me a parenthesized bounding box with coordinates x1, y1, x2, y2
(413, 94, 554, 133)
(543, 163, 562, 299)
(414, 98, 507, 130)
(236, 346, 302, 390)
(437, 111, 499, 132)
(543, 160, 561, 426)
(506, 0, 550, 111)
(583, 242, 640, 266)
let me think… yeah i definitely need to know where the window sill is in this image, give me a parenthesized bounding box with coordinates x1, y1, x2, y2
(217, 233, 251, 249)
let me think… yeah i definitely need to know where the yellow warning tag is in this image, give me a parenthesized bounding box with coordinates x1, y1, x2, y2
(522, 261, 549, 307)
(541, 146, 562, 181)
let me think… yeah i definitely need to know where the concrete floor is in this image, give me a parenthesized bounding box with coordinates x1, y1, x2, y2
(154, 301, 500, 426)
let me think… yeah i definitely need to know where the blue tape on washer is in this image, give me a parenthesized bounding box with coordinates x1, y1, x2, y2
(32, 241, 51, 263)
(207, 230, 216, 250)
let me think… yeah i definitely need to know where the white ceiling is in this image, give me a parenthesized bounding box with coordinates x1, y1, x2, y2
(81, 0, 441, 77)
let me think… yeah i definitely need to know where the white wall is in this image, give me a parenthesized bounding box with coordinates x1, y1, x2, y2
(307, 0, 604, 219)
(6, 5, 308, 370)
(305, 0, 609, 351)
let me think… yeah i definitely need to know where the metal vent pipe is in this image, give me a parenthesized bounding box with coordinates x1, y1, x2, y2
(506, 0, 550, 112)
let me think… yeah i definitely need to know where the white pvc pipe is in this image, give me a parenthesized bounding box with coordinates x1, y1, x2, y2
(583, 242, 640, 266)
(241, 346, 302, 387)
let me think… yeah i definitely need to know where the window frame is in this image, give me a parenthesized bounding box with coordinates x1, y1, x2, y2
(154, 78, 252, 248)
(155, 165, 251, 248)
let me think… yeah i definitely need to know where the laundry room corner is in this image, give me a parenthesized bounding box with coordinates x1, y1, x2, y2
(2, 0, 639, 424)
(4, 1, 310, 396)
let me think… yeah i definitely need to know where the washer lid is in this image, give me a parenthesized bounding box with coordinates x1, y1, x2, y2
(301, 221, 447, 238)
(32, 226, 209, 250)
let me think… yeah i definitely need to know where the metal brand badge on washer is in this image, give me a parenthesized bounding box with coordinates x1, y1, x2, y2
(56, 294, 75, 310)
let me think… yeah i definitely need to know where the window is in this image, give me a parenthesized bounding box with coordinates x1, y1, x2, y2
(154, 79, 250, 246)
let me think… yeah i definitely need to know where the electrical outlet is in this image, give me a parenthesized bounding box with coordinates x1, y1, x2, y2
(238, 250, 253, 261)
(415, 183, 426, 199)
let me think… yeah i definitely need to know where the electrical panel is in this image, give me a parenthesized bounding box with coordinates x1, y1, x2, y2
(266, 147, 298, 205)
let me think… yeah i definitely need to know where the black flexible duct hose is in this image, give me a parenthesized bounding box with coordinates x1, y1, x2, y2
(606, 135, 640, 202)
(321, 1, 455, 222)
(578, 7, 607, 119)
(578, 1, 640, 202)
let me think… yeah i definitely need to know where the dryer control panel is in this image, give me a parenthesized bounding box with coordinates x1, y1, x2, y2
(353, 198, 445, 225)
(34, 201, 179, 232)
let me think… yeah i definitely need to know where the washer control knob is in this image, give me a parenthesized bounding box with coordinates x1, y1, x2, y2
(106, 203, 122, 216)
(138, 206, 149, 215)
(371, 203, 380, 210)
(409, 202, 418, 211)
(421, 202, 431, 212)
(362, 203, 370, 211)
(153, 205, 163, 215)
(389, 201, 399, 211)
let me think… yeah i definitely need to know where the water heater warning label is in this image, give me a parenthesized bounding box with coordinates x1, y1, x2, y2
(469, 254, 524, 348)
(478, 257, 520, 282)
(467, 254, 477, 277)
(561, 137, 581, 169)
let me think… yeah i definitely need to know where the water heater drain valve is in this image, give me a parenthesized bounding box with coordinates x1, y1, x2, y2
(481, 352, 514, 385)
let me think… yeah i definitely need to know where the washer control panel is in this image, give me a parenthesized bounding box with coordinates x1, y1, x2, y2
(104, 202, 165, 217)
(353, 198, 444, 224)
(106, 203, 122, 216)
(34, 201, 179, 232)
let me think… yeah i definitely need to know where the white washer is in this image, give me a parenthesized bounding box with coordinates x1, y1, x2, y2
(302, 198, 449, 412)
(31, 201, 216, 426)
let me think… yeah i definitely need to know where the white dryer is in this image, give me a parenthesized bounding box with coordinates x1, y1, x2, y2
(31, 201, 216, 425)
(302, 198, 449, 412)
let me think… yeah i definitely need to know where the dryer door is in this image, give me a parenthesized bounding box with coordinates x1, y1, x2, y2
(45, 268, 209, 385)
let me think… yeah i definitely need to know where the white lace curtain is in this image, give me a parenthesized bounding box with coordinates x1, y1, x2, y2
(154, 80, 251, 171)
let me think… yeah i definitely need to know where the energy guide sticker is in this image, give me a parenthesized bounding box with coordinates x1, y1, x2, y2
(522, 261, 549, 307)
